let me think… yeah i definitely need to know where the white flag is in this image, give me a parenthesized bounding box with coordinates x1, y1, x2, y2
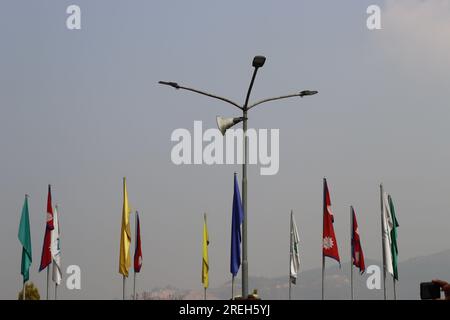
(382, 192, 394, 277)
(51, 206, 62, 285)
(290, 213, 301, 284)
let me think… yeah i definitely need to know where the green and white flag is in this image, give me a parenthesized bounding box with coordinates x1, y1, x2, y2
(18, 196, 32, 283)
(382, 192, 394, 277)
(290, 212, 300, 284)
(382, 192, 399, 279)
(51, 206, 62, 285)
(388, 195, 399, 280)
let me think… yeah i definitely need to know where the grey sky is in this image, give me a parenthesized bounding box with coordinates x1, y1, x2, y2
(1, 0, 450, 299)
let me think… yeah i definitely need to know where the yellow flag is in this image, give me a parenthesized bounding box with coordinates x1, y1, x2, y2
(202, 213, 209, 288)
(119, 177, 131, 277)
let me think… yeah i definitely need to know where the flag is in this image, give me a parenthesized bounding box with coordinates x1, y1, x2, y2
(230, 173, 244, 277)
(322, 178, 340, 265)
(202, 213, 209, 288)
(290, 212, 301, 284)
(39, 185, 54, 272)
(18, 195, 32, 283)
(351, 207, 365, 274)
(119, 177, 132, 277)
(388, 195, 399, 280)
(134, 211, 142, 273)
(51, 205, 62, 285)
(381, 191, 394, 277)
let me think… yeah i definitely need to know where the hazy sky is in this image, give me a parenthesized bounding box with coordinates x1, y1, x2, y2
(1, 0, 450, 299)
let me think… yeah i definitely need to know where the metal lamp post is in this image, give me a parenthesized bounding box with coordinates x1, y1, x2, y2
(159, 56, 317, 298)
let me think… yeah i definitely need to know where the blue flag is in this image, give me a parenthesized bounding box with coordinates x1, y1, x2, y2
(230, 173, 244, 276)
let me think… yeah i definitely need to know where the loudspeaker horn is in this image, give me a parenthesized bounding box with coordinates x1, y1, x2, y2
(216, 116, 245, 136)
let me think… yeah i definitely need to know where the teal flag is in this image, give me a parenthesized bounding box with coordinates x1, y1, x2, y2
(18, 196, 32, 283)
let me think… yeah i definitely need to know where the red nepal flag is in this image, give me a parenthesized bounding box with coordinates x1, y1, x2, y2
(134, 212, 143, 273)
(351, 207, 365, 274)
(322, 178, 340, 265)
(39, 184, 54, 271)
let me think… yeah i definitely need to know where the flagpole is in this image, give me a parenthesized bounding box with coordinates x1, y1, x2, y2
(22, 193, 30, 301)
(204, 287, 207, 300)
(231, 276, 234, 300)
(133, 271, 136, 300)
(350, 206, 354, 300)
(289, 210, 293, 300)
(123, 275, 126, 300)
(322, 179, 325, 301)
(288, 275, 291, 300)
(393, 278, 397, 300)
(46, 266, 50, 300)
(321, 255, 325, 300)
(54, 204, 59, 301)
(22, 194, 28, 301)
(380, 184, 387, 300)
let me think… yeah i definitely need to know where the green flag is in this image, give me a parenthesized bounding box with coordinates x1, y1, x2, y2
(18, 196, 32, 283)
(388, 195, 399, 281)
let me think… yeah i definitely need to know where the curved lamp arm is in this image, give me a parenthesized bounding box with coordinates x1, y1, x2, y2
(248, 90, 318, 110)
(158, 81, 243, 110)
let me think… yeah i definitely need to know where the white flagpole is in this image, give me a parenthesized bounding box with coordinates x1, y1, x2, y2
(23, 194, 29, 301)
(350, 206, 354, 300)
(322, 180, 325, 301)
(55, 283, 58, 300)
(123, 275, 126, 300)
(231, 276, 234, 300)
(289, 210, 293, 300)
(133, 272, 136, 300)
(321, 178, 326, 300)
(46, 266, 50, 300)
(380, 184, 387, 300)
(393, 278, 397, 300)
(321, 256, 325, 300)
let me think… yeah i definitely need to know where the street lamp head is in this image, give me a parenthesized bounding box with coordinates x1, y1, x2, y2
(252, 56, 266, 68)
(158, 81, 180, 89)
(299, 90, 318, 97)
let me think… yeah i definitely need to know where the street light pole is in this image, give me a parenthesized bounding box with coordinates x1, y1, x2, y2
(242, 108, 248, 298)
(240, 57, 264, 298)
(159, 56, 317, 299)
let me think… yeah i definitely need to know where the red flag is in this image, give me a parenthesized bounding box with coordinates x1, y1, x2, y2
(351, 207, 365, 273)
(39, 184, 54, 271)
(322, 178, 340, 265)
(134, 212, 143, 273)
